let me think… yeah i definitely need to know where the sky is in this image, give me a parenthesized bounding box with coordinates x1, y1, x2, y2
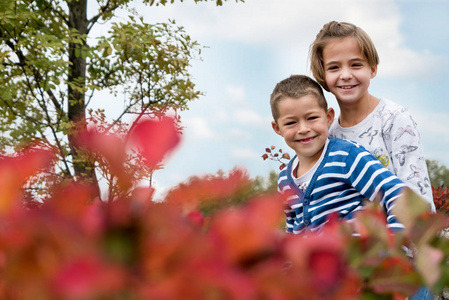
(94, 0, 449, 199)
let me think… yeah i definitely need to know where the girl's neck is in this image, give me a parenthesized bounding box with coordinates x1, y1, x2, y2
(338, 94, 380, 128)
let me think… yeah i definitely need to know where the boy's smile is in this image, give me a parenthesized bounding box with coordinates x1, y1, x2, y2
(298, 136, 317, 145)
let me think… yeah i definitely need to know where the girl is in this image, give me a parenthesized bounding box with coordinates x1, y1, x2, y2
(309, 21, 435, 213)
(309, 20, 434, 300)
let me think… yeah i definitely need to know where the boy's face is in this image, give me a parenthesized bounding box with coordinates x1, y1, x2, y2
(322, 36, 377, 106)
(272, 95, 334, 164)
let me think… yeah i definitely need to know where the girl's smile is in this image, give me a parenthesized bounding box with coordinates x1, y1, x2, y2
(323, 36, 376, 108)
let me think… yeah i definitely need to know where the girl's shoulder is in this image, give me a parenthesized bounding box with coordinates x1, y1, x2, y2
(374, 98, 412, 124)
(377, 98, 408, 115)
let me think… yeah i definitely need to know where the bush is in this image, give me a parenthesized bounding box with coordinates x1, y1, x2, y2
(0, 118, 448, 299)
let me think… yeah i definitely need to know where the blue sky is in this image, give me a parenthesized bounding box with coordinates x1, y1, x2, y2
(97, 0, 449, 198)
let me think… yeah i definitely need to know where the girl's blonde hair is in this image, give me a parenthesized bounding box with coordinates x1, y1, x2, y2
(309, 21, 379, 91)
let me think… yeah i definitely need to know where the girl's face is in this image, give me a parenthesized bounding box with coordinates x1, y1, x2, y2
(322, 37, 377, 107)
(272, 95, 334, 165)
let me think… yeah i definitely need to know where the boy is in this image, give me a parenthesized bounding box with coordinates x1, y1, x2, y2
(270, 75, 405, 234)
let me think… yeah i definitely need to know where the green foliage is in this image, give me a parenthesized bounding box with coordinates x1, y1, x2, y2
(427, 159, 449, 187)
(0, 0, 241, 196)
(90, 19, 201, 114)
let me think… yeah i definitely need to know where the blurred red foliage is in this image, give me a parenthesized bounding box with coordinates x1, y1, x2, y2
(0, 117, 447, 299)
(433, 185, 449, 213)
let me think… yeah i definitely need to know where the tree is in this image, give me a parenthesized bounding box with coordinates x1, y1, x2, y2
(0, 0, 243, 199)
(427, 159, 449, 188)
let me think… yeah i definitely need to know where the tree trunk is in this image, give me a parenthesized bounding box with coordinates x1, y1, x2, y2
(67, 0, 100, 196)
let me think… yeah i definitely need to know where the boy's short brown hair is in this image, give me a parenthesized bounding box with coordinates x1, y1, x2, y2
(270, 75, 327, 122)
(309, 21, 379, 91)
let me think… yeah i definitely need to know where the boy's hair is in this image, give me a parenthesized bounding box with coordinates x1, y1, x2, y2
(270, 75, 327, 122)
(309, 21, 379, 91)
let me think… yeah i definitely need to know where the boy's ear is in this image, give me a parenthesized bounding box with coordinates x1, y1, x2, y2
(327, 108, 335, 127)
(272, 121, 282, 136)
(370, 65, 378, 79)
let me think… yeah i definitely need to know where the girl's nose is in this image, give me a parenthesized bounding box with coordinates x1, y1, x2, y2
(339, 68, 353, 80)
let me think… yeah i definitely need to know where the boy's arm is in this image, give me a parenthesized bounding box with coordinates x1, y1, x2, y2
(346, 147, 406, 231)
(383, 109, 435, 212)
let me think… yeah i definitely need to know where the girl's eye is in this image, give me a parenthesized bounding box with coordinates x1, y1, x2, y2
(327, 66, 338, 71)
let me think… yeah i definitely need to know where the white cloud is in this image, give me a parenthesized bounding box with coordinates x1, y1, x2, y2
(184, 117, 214, 139)
(138, 0, 440, 80)
(231, 147, 259, 160)
(225, 85, 246, 103)
(227, 128, 252, 141)
(233, 109, 271, 128)
(413, 112, 449, 137)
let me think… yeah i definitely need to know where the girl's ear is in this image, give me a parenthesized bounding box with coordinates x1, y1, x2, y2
(272, 121, 282, 136)
(370, 65, 378, 79)
(327, 108, 335, 127)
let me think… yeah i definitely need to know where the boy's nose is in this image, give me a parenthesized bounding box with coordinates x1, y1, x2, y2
(297, 122, 310, 133)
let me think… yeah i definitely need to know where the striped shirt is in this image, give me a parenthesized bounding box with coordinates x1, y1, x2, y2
(278, 136, 405, 234)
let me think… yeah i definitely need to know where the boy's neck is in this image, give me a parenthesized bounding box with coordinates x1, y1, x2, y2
(338, 95, 380, 128)
(296, 163, 313, 178)
(295, 149, 323, 178)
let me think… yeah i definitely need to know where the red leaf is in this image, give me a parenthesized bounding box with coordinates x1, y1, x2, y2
(265, 148, 271, 153)
(270, 146, 275, 150)
(75, 126, 126, 174)
(208, 194, 284, 265)
(186, 210, 204, 227)
(279, 164, 286, 171)
(282, 153, 291, 160)
(261, 154, 269, 160)
(309, 250, 344, 290)
(0, 147, 55, 213)
(128, 117, 180, 169)
(53, 256, 124, 299)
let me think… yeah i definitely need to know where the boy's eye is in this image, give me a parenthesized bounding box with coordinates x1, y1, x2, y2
(285, 121, 296, 126)
(308, 116, 319, 120)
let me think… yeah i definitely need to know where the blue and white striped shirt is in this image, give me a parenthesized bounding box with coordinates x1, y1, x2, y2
(278, 137, 405, 234)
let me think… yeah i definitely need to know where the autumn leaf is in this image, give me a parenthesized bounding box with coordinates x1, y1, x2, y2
(0, 147, 54, 214)
(208, 194, 284, 266)
(52, 256, 124, 299)
(282, 153, 290, 160)
(128, 117, 180, 169)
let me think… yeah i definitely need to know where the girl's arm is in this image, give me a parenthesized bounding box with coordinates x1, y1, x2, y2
(382, 109, 435, 212)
